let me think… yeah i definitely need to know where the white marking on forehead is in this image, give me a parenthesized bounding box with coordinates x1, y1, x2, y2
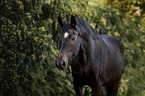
(64, 32, 69, 38)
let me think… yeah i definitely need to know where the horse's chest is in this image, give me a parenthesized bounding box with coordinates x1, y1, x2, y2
(72, 67, 89, 76)
(72, 65, 95, 84)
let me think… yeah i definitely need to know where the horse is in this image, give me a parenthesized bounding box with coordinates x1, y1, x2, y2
(55, 15, 124, 96)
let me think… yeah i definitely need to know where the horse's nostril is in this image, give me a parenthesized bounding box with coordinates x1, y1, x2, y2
(55, 59, 66, 70)
(62, 60, 65, 68)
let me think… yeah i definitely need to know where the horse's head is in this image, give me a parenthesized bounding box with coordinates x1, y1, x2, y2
(55, 15, 81, 70)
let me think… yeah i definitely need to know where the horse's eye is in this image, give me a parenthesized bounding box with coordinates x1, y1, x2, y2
(73, 31, 76, 35)
(58, 36, 61, 42)
(71, 35, 76, 40)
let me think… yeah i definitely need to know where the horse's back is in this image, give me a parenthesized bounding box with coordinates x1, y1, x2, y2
(101, 34, 124, 56)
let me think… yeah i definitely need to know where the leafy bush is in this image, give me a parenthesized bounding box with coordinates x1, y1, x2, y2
(0, 0, 74, 96)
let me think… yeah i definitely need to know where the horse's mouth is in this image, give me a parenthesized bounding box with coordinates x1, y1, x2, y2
(58, 65, 66, 70)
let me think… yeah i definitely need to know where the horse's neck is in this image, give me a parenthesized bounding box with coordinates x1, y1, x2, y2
(71, 38, 87, 67)
(71, 36, 105, 76)
(80, 36, 104, 65)
(72, 35, 104, 65)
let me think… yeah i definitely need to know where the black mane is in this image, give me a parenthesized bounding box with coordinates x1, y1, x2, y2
(76, 19, 100, 40)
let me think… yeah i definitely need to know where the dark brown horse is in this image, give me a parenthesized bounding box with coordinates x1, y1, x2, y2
(55, 15, 124, 96)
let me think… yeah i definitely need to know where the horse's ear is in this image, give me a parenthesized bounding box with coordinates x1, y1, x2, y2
(70, 15, 76, 28)
(58, 17, 64, 28)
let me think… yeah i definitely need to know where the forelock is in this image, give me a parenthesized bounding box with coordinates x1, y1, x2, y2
(62, 22, 71, 32)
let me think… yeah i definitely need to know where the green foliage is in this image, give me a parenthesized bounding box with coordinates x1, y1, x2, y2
(0, 0, 74, 96)
(0, 0, 145, 96)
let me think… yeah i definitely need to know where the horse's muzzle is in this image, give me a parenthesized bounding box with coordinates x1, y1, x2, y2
(55, 59, 66, 70)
